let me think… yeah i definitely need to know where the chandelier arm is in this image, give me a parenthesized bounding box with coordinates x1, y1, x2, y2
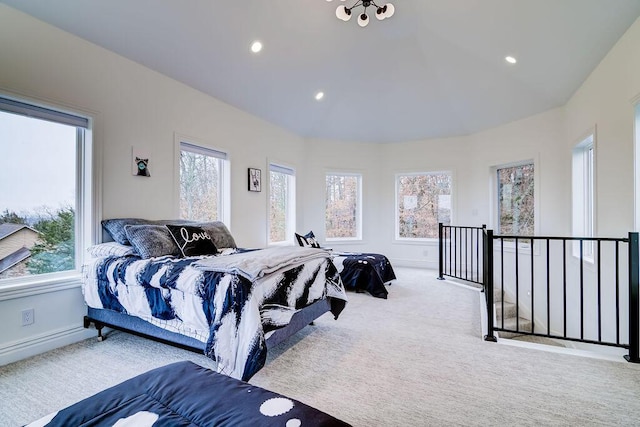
(349, 0, 364, 12)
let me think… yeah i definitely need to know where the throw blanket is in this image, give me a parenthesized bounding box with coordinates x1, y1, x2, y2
(194, 246, 331, 280)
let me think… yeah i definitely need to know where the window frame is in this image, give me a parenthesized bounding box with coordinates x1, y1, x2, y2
(324, 172, 363, 242)
(491, 159, 537, 250)
(174, 135, 230, 226)
(0, 95, 95, 290)
(572, 131, 596, 261)
(394, 171, 453, 242)
(268, 162, 296, 245)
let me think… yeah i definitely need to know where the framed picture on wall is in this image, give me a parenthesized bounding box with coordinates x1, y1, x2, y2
(248, 168, 261, 192)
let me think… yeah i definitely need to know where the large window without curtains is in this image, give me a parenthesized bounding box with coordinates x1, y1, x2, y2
(0, 96, 92, 284)
(179, 142, 228, 222)
(269, 163, 296, 244)
(325, 173, 362, 240)
(496, 162, 535, 236)
(396, 172, 452, 239)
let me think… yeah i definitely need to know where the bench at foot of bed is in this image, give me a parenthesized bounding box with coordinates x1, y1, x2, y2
(27, 361, 351, 427)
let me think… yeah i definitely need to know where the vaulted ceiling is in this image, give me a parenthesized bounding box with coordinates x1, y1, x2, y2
(3, 0, 640, 143)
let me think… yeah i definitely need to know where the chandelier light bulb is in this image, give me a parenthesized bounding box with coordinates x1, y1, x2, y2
(384, 3, 395, 18)
(358, 13, 369, 27)
(336, 5, 352, 21)
(376, 6, 386, 20)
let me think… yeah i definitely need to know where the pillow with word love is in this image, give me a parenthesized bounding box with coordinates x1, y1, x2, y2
(166, 224, 218, 257)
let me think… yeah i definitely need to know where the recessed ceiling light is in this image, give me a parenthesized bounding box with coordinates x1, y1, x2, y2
(250, 41, 263, 53)
(505, 56, 517, 64)
(315, 91, 325, 101)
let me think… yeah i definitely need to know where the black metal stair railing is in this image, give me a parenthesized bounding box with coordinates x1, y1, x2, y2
(438, 223, 640, 363)
(438, 223, 485, 285)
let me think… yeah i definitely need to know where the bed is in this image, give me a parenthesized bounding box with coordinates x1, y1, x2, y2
(27, 361, 351, 426)
(332, 252, 396, 299)
(82, 219, 348, 381)
(296, 231, 396, 299)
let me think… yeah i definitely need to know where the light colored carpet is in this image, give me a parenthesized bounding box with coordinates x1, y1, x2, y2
(2, 268, 640, 426)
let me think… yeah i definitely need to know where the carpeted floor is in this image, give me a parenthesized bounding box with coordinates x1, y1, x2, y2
(2, 268, 640, 426)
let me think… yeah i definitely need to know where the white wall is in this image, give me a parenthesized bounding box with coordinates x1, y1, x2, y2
(0, 4, 638, 364)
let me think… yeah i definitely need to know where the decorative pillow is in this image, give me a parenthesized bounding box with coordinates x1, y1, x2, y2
(87, 242, 136, 258)
(102, 218, 236, 249)
(166, 224, 218, 257)
(198, 221, 237, 249)
(295, 231, 320, 248)
(124, 224, 181, 259)
(102, 218, 151, 245)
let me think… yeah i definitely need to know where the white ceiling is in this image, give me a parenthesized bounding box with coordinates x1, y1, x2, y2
(3, 0, 640, 143)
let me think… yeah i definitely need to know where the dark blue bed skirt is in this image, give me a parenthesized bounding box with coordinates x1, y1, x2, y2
(86, 297, 332, 352)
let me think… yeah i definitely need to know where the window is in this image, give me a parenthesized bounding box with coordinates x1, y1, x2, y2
(325, 173, 362, 240)
(0, 96, 92, 284)
(396, 172, 452, 239)
(496, 163, 535, 236)
(179, 142, 228, 222)
(572, 134, 595, 258)
(269, 163, 296, 244)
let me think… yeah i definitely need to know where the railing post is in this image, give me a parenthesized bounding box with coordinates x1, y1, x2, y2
(625, 232, 640, 363)
(438, 223, 445, 280)
(484, 228, 497, 342)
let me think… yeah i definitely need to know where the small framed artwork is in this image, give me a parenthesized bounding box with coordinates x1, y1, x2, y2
(132, 147, 151, 177)
(248, 168, 261, 192)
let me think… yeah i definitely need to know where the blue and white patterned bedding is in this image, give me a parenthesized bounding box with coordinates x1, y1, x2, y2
(82, 247, 347, 381)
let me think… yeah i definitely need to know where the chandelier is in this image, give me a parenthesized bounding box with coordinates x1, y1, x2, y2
(328, 0, 395, 27)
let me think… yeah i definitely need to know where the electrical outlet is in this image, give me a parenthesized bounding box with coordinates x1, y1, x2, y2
(21, 308, 34, 326)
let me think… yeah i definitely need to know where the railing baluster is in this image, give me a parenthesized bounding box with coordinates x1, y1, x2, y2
(580, 240, 584, 340)
(501, 238, 505, 329)
(546, 239, 550, 336)
(563, 239, 567, 338)
(531, 238, 535, 334)
(469, 228, 473, 280)
(454, 227, 458, 278)
(597, 240, 602, 342)
(616, 241, 620, 345)
(438, 223, 444, 280)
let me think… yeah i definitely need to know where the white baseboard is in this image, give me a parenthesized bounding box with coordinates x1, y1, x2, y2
(0, 324, 95, 366)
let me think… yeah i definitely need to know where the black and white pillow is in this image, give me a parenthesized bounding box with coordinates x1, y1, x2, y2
(166, 224, 218, 257)
(295, 231, 320, 248)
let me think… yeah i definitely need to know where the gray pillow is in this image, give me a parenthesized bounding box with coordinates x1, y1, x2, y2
(125, 224, 181, 258)
(102, 218, 150, 245)
(199, 222, 237, 249)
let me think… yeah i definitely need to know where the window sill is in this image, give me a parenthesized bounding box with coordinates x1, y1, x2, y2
(0, 272, 83, 301)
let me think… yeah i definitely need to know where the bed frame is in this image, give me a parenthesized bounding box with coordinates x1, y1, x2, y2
(83, 298, 331, 353)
